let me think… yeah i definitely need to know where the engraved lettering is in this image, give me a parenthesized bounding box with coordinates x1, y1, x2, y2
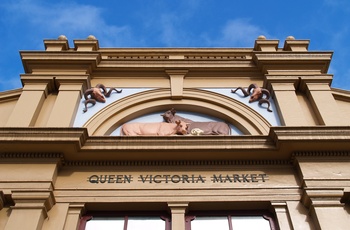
(88, 175, 99, 184)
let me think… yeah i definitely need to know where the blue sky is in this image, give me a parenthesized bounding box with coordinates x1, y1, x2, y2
(0, 0, 349, 92)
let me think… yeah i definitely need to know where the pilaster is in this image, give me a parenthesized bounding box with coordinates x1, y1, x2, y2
(46, 76, 89, 127)
(270, 201, 293, 230)
(63, 203, 85, 230)
(300, 76, 347, 126)
(302, 188, 348, 230)
(5, 191, 55, 230)
(265, 76, 308, 126)
(5, 82, 49, 127)
(168, 202, 188, 230)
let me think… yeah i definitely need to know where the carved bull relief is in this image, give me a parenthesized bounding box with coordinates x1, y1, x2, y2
(121, 120, 188, 136)
(161, 108, 194, 123)
(161, 108, 231, 135)
(231, 83, 272, 112)
(186, 121, 231, 135)
(83, 84, 122, 113)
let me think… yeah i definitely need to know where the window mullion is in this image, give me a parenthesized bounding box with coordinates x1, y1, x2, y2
(228, 215, 233, 230)
(185, 215, 196, 230)
(124, 216, 128, 230)
(161, 215, 172, 230)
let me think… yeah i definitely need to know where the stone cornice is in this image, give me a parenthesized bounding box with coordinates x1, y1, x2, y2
(269, 126, 350, 141)
(0, 88, 22, 102)
(19, 45, 334, 79)
(20, 52, 101, 74)
(292, 151, 350, 158)
(253, 52, 332, 74)
(0, 152, 64, 165)
(64, 159, 292, 167)
(0, 127, 350, 163)
(0, 127, 88, 143)
(332, 87, 350, 102)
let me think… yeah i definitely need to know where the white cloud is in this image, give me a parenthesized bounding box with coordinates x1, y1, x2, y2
(146, 16, 271, 48)
(208, 19, 270, 47)
(3, 0, 134, 47)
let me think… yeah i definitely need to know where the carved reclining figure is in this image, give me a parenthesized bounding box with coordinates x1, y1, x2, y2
(83, 84, 122, 113)
(161, 108, 231, 135)
(231, 83, 272, 112)
(121, 120, 188, 136)
(186, 121, 231, 135)
(161, 108, 194, 123)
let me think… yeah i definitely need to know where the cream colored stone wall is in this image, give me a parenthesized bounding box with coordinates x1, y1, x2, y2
(0, 100, 17, 127)
(336, 100, 350, 126)
(0, 207, 9, 230)
(1, 36, 350, 230)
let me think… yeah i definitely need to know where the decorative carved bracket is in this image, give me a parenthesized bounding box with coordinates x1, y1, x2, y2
(165, 70, 188, 100)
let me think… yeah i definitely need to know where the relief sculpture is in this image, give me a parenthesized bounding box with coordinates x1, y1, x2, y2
(161, 108, 231, 135)
(231, 83, 272, 112)
(83, 84, 122, 112)
(121, 120, 188, 136)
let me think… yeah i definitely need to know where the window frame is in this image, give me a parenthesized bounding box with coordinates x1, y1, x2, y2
(80, 211, 171, 230)
(185, 210, 278, 230)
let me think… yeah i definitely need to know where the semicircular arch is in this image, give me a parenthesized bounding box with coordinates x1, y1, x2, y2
(83, 88, 272, 136)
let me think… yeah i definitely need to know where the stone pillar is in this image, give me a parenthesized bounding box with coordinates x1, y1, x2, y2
(63, 203, 85, 230)
(5, 191, 54, 230)
(270, 202, 293, 230)
(302, 188, 348, 230)
(266, 77, 308, 126)
(5, 83, 49, 127)
(301, 78, 346, 126)
(46, 77, 89, 127)
(168, 202, 188, 230)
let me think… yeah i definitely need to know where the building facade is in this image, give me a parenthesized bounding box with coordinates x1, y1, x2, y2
(0, 35, 350, 230)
